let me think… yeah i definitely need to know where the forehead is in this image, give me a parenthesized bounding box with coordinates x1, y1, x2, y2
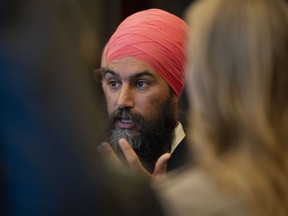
(105, 57, 163, 80)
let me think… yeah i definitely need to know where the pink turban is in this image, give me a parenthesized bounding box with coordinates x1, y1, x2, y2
(105, 9, 188, 97)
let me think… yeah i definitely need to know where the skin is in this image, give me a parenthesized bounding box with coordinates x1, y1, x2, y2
(101, 56, 179, 179)
(102, 57, 178, 125)
(100, 139, 171, 180)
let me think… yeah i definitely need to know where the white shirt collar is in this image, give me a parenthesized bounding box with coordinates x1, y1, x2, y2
(170, 122, 185, 153)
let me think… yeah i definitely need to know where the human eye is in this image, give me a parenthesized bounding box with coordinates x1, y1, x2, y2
(135, 80, 148, 89)
(108, 79, 121, 89)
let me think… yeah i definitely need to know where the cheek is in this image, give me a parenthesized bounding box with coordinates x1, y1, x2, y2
(106, 103, 114, 115)
(104, 93, 117, 115)
(137, 96, 163, 120)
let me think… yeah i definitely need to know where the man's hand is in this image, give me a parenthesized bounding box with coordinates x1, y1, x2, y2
(99, 138, 171, 181)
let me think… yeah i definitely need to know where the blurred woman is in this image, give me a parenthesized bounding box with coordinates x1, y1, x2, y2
(155, 0, 288, 215)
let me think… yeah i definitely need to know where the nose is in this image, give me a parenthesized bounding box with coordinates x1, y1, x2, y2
(116, 85, 135, 109)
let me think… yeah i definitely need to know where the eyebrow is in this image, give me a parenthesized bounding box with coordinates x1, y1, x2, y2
(102, 69, 155, 79)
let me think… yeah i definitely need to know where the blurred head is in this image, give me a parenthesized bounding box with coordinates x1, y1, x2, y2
(186, 0, 288, 214)
(101, 9, 188, 171)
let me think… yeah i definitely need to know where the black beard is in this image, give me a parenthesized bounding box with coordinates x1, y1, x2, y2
(107, 97, 176, 173)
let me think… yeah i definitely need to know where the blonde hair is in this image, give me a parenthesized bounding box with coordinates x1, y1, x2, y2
(186, 0, 288, 215)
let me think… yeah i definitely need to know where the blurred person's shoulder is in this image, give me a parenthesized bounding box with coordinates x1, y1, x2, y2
(153, 166, 252, 216)
(100, 164, 165, 216)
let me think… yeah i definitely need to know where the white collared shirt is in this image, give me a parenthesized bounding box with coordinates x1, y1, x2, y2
(170, 122, 185, 153)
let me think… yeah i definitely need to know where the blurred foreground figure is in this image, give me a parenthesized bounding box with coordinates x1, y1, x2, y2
(155, 0, 288, 215)
(0, 1, 164, 215)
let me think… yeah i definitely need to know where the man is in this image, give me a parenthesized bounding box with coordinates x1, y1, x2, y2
(99, 8, 192, 176)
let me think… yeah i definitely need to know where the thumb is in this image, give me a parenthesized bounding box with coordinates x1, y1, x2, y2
(153, 153, 171, 181)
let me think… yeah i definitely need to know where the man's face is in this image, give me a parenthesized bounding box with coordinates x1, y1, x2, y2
(102, 57, 178, 172)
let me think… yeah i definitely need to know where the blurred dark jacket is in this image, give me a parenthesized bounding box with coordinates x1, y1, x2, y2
(0, 1, 164, 215)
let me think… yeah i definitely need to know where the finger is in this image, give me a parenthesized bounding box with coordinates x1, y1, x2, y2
(153, 153, 171, 181)
(118, 138, 144, 170)
(99, 142, 123, 166)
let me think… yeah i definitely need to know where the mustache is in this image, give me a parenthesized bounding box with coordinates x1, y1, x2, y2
(110, 108, 143, 123)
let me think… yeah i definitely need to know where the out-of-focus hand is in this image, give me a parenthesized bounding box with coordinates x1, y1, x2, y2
(99, 138, 171, 181)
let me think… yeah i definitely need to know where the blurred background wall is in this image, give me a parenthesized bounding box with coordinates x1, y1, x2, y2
(100, 0, 194, 48)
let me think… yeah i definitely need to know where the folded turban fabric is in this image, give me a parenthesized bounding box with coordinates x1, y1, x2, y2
(105, 8, 188, 97)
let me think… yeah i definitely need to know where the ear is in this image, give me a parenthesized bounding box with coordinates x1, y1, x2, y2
(172, 92, 179, 104)
(94, 68, 106, 93)
(101, 80, 107, 94)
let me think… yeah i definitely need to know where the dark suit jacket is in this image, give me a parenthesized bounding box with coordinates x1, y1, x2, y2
(167, 137, 194, 171)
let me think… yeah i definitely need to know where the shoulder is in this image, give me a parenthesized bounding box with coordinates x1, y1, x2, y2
(154, 168, 251, 216)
